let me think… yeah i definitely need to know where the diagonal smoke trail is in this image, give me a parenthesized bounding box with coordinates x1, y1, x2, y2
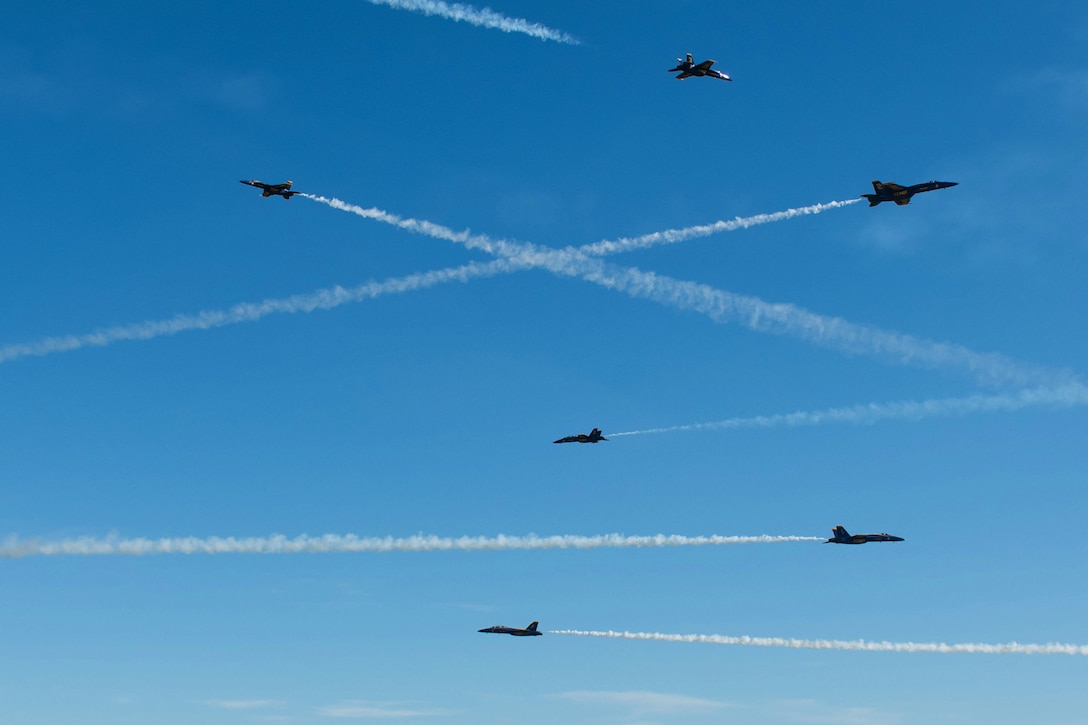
(305, 194, 1069, 387)
(0, 195, 870, 366)
(0, 260, 513, 364)
(0, 532, 823, 558)
(303, 195, 858, 260)
(578, 199, 863, 256)
(550, 629, 1088, 656)
(609, 383, 1088, 436)
(561, 260, 1069, 388)
(365, 0, 580, 44)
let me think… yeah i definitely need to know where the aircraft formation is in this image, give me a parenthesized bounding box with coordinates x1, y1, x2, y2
(237, 48, 957, 643)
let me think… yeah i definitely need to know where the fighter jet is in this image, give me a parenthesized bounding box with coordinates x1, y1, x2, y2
(825, 525, 904, 545)
(239, 179, 301, 199)
(668, 53, 731, 81)
(861, 179, 957, 206)
(478, 621, 542, 636)
(553, 428, 607, 444)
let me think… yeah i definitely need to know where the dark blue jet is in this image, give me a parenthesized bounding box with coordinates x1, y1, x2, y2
(668, 53, 731, 81)
(554, 428, 607, 444)
(240, 179, 301, 199)
(478, 621, 542, 636)
(861, 179, 957, 206)
(825, 525, 904, 545)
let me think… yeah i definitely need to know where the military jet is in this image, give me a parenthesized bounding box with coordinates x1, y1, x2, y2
(553, 428, 607, 444)
(239, 179, 301, 199)
(861, 179, 957, 206)
(668, 53, 731, 81)
(478, 621, 542, 636)
(825, 525, 904, 545)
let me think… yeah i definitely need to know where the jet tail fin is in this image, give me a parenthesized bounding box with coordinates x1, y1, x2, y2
(526, 621, 539, 632)
(832, 526, 850, 540)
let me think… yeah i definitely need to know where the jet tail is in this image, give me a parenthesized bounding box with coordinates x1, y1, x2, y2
(526, 621, 539, 632)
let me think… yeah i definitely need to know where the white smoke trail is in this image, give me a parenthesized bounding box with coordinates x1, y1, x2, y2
(550, 630, 1088, 656)
(365, 0, 579, 44)
(578, 199, 863, 256)
(303, 195, 858, 260)
(0, 260, 512, 364)
(566, 261, 1067, 388)
(0, 532, 823, 558)
(304, 194, 1066, 387)
(609, 383, 1088, 436)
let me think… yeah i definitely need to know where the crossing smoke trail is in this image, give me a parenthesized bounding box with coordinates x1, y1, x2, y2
(365, 0, 579, 45)
(0, 533, 823, 558)
(0, 260, 512, 364)
(305, 194, 1067, 387)
(550, 629, 1088, 656)
(608, 383, 1088, 436)
(302, 195, 859, 260)
(4, 193, 1067, 390)
(0, 195, 870, 365)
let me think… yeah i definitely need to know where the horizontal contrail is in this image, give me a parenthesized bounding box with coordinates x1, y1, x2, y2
(0, 260, 513, 364)
(578, 199, 862, 256)
(550, 630, 1088, 656)
(0, 533, 823, 558)
(365, 0, 579, 44)
(609, 383, 1088, 436)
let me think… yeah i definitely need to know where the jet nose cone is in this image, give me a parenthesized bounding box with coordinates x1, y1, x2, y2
(891, 536, 905, 541)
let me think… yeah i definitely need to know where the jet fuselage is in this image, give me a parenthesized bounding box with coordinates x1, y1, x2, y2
(862, 180, 957, 206)
(825, 526, 904, 544)
(478, 622, 542, 636)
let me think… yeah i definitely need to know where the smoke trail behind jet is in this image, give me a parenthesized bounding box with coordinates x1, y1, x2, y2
(365, 0, 579, 45)
(0, 260, 512, 365)
(567, 261, 1068, 388)
(305, 194, 1066, 387)
(303, 195, 858, 260)
(550, 629, 1088, 656)
(578, 199, 862, 256)
(609, 383, 1088, 436)
(0, 532, 822, 558)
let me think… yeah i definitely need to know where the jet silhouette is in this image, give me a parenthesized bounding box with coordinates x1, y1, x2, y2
(825, 525, 904, 545)
(553, 428, 607, 444)
(240, 179, 301, 199)
(861, 179, 957, 206)
(478, 621, 542, 636)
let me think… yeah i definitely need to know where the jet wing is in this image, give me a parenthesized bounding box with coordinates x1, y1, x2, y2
(674, 71, 694, 80)
(695, 60, 716, 71)
(881, 182, 906, 193)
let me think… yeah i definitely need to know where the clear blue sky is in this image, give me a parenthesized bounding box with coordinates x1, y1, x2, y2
(3, 1, 1087, 723)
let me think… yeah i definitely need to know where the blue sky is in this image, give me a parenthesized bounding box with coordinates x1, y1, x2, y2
(3, 1, 1087, 722)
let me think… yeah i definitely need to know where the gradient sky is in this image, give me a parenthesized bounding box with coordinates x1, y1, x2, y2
(3, 2, 1087, 723)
